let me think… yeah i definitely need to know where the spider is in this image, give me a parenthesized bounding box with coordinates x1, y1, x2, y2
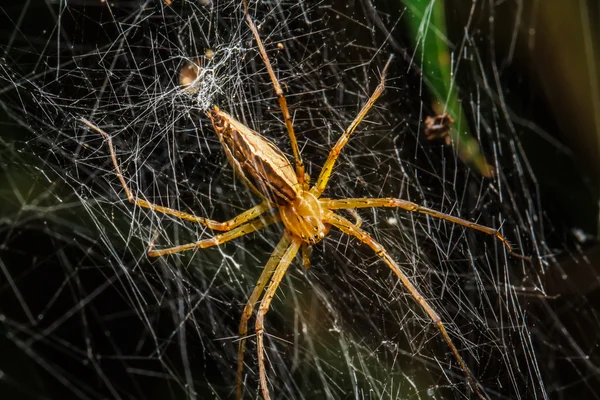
(82, 1, 527, 399)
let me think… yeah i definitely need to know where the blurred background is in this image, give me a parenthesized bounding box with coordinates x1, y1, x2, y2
(0, 1, 599, 399)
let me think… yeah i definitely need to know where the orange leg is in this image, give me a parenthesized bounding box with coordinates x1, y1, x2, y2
(325, 211, 486, 400)
(148, 214, 279, 257)
(255, 238, 302, 400)
(313, 55, 394, 197)
(236, 234, 291, 400)
(82, 118, 271, 231)
(323, 197, 529, 260)
(346, 208, 363, 228)
(242, 0, 305, 185)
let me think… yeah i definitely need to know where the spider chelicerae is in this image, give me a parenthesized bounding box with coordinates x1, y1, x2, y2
(82, 1, 526, 399)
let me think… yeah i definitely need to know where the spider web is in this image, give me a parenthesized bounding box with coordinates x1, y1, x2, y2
(0, 0, 597, 399)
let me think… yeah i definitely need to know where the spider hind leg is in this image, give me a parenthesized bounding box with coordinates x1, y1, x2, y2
(242, 0, 306, 185)
(81, 118, 271, 232)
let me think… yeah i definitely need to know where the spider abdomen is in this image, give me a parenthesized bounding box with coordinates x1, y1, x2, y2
(208, 106, 300, 205)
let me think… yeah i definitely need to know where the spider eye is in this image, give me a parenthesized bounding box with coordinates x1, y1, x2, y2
(313, 226, 318, 231)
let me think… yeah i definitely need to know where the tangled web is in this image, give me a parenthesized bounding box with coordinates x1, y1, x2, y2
(0, 1, 597, 399)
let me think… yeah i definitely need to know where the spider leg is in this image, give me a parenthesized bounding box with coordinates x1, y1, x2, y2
(236, 234, 292, 400)
(323, 197, 529, 260)
(346, 208, 363, 228)
(255, 238, 302, 400)
(313, 55, 394, 197)
(242, 0, 305, 186)
(82, 118, 271, 231)
(324, 211, 486, 400)
(147, 214, 280, 257)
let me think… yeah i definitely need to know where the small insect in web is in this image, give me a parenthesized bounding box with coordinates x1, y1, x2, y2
(425, 112, 455, 145)
(81, 1, 529, 399)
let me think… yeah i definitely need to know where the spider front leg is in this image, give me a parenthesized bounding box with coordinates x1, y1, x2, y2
(325, 211, 487, 400)
(255, 239, 302, 400)
(82, 118, 271, 231)
(236, 234, 292, 400)
(323, 197, 529, 260)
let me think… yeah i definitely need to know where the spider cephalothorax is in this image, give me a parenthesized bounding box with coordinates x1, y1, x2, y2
(280, 192, 330, 245)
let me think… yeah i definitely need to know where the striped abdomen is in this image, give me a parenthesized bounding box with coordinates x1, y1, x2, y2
(208, 106, 300, 205)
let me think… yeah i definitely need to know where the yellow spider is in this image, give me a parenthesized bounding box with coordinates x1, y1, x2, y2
(82, 1, 526, 398)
